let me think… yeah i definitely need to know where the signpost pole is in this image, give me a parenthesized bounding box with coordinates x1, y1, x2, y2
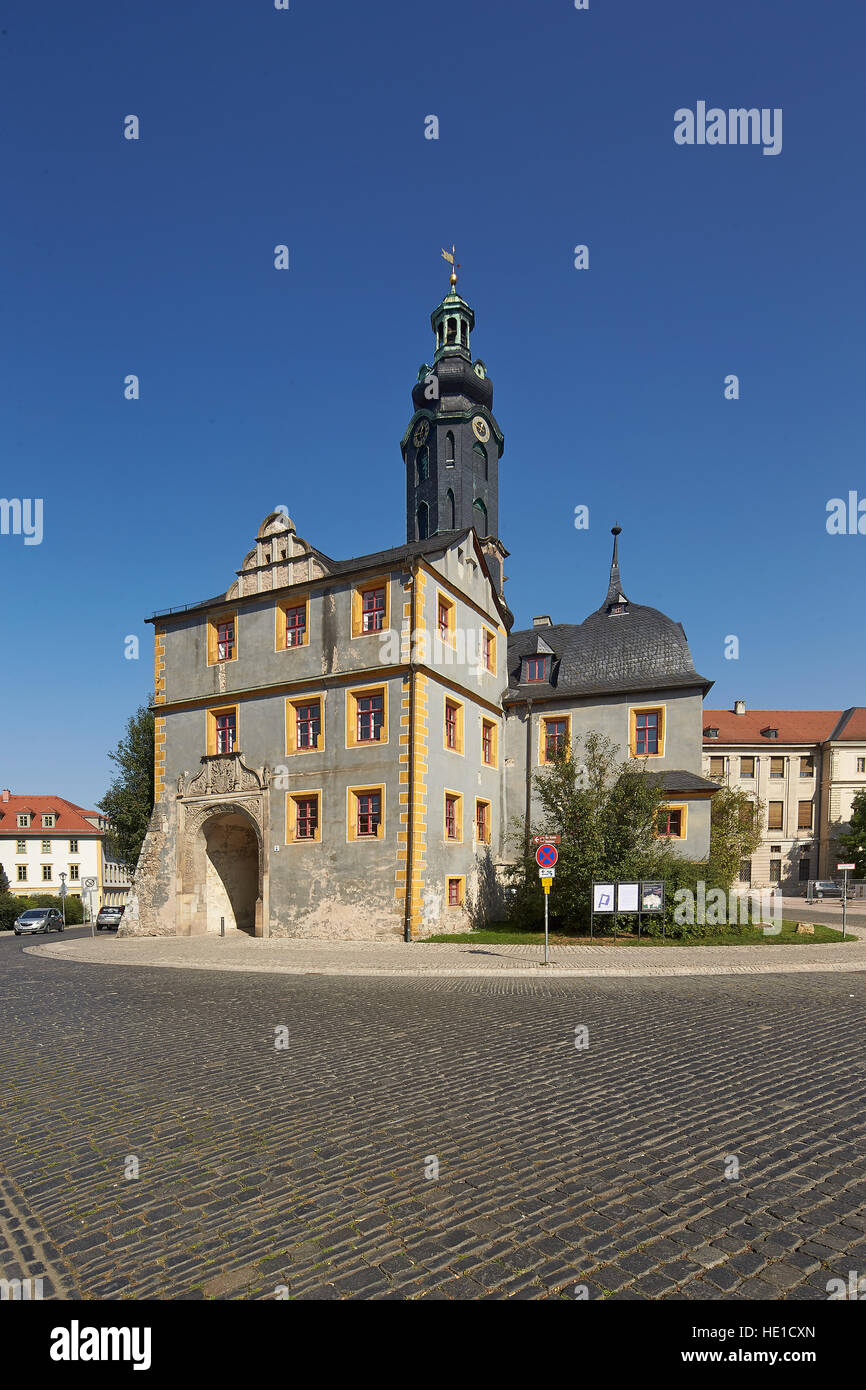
(843, 869, 848, 941)
(544, 886, 549, 966)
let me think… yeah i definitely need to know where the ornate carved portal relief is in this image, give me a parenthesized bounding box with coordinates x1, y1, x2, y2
(182, 754, 269, 799)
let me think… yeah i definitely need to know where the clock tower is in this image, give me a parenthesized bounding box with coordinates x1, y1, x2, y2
(401, 267, 507, 592)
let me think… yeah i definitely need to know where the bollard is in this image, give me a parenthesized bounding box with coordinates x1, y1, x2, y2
(220, 916, 225, 937)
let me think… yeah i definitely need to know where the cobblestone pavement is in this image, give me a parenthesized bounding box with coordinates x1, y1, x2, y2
(26, 928, 866, 980)
(1, 934, 865, 1300)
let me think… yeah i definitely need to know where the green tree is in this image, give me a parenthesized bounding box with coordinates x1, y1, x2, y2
(0, 863, 9, 894)
(706, 783, 765, 890)
(506, 730, 684, 934)
(838, 790, 866, 878)
(98, 697, 155, 872)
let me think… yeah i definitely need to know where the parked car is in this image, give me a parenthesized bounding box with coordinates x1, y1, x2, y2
(806, 880, 845, 900)
(96, 906, 124, 932)
(13, 908, 65, 935)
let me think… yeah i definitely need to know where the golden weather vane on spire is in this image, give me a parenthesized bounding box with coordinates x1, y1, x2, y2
(441, 244, 460, 290)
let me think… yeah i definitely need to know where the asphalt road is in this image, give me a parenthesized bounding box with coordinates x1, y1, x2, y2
(1, 929, 864, 1300)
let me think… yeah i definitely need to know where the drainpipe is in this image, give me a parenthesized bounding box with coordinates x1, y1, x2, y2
(403, 565, 419, 942)
(524, 698, 534, 857)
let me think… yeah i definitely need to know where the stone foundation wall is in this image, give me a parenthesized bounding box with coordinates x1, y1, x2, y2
(118, 800, 177, 937)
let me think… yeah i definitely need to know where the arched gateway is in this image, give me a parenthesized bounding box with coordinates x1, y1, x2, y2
(175, 755, 271, 936)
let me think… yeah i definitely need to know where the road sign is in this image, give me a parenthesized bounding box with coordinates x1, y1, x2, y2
(837, 863, 856, 871)
(531, 835, 561, 845)
(536, 844, 558, 869)
(542, 882, 551, 895)
(83, 876, 97, 889)
(58, 883, 67, 899)
(539, 867, 555, 879)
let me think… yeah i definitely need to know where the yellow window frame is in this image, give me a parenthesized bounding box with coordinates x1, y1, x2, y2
(206, 703, 239, 756)
(275, 594, 310, 651)
(629, 704, 666, 759)
(286, 790, 322, 844)
(207, 609, 238, 666)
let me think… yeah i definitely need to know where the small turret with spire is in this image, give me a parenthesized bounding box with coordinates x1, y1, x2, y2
(603, 525, 629, 615)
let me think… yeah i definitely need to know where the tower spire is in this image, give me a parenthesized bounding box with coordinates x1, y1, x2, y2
(603, 525, 628, 611)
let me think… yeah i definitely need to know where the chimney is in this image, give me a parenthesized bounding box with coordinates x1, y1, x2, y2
(1, 789, 9, 802)
(734, 700, 746, 716)
(532, 615, 552, 628)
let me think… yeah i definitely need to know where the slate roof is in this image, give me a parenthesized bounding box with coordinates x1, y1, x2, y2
(648, 770, 721, 795)
(505, 531, 712, 704)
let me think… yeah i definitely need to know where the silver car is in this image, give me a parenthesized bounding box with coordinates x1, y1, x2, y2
(96, 906, 124, 932)
(13, 908, 65, 935)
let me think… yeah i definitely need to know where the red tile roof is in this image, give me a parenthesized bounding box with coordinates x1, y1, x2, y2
(833, 708, 866, 741)
(0, 795, 105, 836)
(703, 710, 842, 745)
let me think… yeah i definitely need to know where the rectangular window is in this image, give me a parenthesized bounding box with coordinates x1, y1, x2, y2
(42, 865, 52, 882)
(16, 839, 26, 854)
(17, 814, 30, 828)
(17, 865, 27, 881)
(69, 839, 78, 854)
(357, 692, 384, 742)
(351, 578, 390, 638)
(769, 859, 782, 884)
(768, 801, 784, 830)
(357, 792, 381, 837)
(770, 757, 785, 778)
(295, 797, 318, 840)
(657, 807, 683, 838)
(362, 587, 385, 633)
(207, 704, 240, 756)
(69, 864, 79, 881)
(475, 799, 490, 845)
(858, 757, 865, 773)
(285, 605, 306, 648)
(524, 656, 548, 683)
(207, 611, 238, 665)
(216, 619, 235, 662)
(543, 717, 569, 763)
(445, 794, 461, 841)
(739, 861, 752, 885)
(41, 839, 51, 854)
(42, 814, 56, 828)
(296, 701, 321, 750)
(740, 756, 755, 778)
(630, 706, 666, 757)
(799, 756, 814, 777)
(482, 628, 496, 673)
(709, 756, 725, 780)
(286, 791, 322, 844)
(435, 592, 456, 647)
(798, 858, 811, 883)
(481, 719, 497, 767)
(445, 701, 458, 750)
(797, 800, 813, 830)
(347, 785, 385, 841)
(448, 878, 463, 907)
(216, 711, 236, 754)
(442, 698, 464, 755)
(346, 686, 388, 748)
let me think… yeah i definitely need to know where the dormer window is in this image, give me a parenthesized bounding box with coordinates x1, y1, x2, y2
(42, 813, 56, 828)
(609, 602, 627, 616)
(17, 813, 31, 828)
(704, 727, 719, 739)
(523, 656, 549, 683)
(761, 727, 779, 740)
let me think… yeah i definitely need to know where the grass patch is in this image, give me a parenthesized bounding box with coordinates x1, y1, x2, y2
(422, 921, 852, 946)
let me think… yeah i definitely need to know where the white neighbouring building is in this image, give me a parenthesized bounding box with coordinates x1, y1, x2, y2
(702, 704, 866, 891)
(0, 790, 131, 910)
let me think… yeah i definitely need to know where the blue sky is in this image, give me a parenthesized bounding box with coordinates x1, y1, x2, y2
(2, 0, 864, 806)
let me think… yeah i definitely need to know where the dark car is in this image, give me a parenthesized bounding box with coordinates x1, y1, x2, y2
(96, 905, 125, 932)
(13, 908, 65, 935)
(806, 880, 845, 900)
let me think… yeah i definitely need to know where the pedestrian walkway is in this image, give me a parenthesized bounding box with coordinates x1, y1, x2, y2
(25, 930, 866, 979)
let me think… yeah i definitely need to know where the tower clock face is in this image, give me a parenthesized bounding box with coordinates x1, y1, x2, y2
(472, 416, 490, 443)
(413, 419, 430, 448)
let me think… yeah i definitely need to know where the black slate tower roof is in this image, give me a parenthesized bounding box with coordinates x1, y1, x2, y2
(505, 528, 713, 703)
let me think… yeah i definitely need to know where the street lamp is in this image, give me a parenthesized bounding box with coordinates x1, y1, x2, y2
(58, 872, 67, 929)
